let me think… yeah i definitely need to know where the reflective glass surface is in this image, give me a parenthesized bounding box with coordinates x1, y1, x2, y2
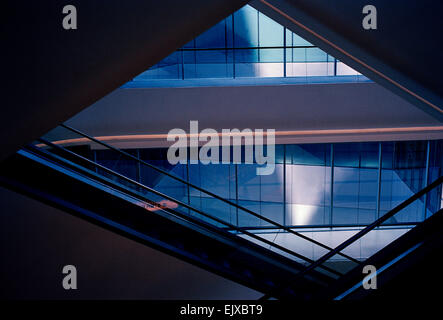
(84, 140, 442, 230)
(131, 5, 362, 81)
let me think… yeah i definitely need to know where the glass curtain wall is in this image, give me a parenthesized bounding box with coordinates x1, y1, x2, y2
(90, 140, 442, 229)
(132, 5, 360, 81)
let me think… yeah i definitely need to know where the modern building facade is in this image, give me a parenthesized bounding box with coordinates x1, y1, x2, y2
(30, 3, 442, 273)
(1, 1, 442, 301)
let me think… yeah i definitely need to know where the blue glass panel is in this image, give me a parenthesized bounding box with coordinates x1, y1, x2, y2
(150, 163, 188, 200)
(292, 48, 306, 62)
(258, 12, 283, 47)
(379, 141, 427, 221)
(275, 144, 284, 164)
(285, 48, 292, 63)
(225, 15, 234, 48)
(286, 164, 331, 226)
(183, 50, 196, 64)
(261, 164, 284, 203)
(199, 163, 234, 199)
(380, 169, 424, 222)
(394, 141, 427, 169)
(393, 141, 427, 194)
(360, 142, 379, 168)
(285, 144, 295, 164)
(259, 48, 284, 62)
(235, 48, 258, 63)
(183, 39, 195, 48)
(427, 140, 443, 215)
(234, 5, 258, 48)
(195, 50, 229, 63)
(134, 51, 182, 80)
(294, 34, 313, 46)
(334, 143, 360, 167)
(237, 164, 260, 202)
(306, 48, 328, 62)
(333, 167, 359, 223)
(238, 200, 261, 226)
(187, 50, 233, 78)
(292, 144, 330, 166)
(332, 161, 378, 225)
(285, 28, 292, 47)
(235, 49, 259, 78)
(237, 164, 261, 227)
(261, 202, 284, 225)
(195, 19, 226, 48)
(381, 142, 394, 169)
(260, 164, 284, 225)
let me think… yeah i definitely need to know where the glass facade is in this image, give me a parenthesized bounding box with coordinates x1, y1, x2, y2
(85, 140, 443, 229)
(42, 131, 442, 263)
(131, 5, 362, 81)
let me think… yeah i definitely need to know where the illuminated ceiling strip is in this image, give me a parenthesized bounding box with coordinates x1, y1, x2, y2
(44, 126, 443, 146)
(259, 0, 443, 114)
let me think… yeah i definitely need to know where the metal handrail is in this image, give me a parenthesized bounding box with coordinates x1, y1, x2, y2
(298, 175, 443, 277)
(58, 123, 360, 264)
(34, 138, 343, 277)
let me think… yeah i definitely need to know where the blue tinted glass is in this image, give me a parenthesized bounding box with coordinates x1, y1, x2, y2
(379, 141, 427, 220)
(292, 48, 306, 62)
(260, 164, 284, 225)
(306, 48, 328, 62)
(92, 140, 438, 231)
(237, 164, 261, 227)
(292, 144, 330, 166)
(237, 164, 260, 202)
(259, 48, 284, 62)
(381, 142, 394, 169)
(285, 28, 292, 47)
(427, 140, 442, 215)
(234, 5, 258, 47)
(258, 12, 283, 47)
(183, 50, 196, 64)
(360, 142, 379, 168)
(196, 50, 228, 63)
(198, 163, 234, 199)
(128, 4, 367, 82)
(332, 162, 379, 225)
(275, 144, 285, 164)
(134, 52, 182, 80)
(394, 141, 427, 169)
(286, 164, 331, 226)
(225, 15, 234, 48)
(183, 39, 195, 48)
(334, 143, 360, 167)
(195, 19, 226, 48)
(285, 48, 292, 63)
(380, 169, 424, 221)
(294, 34, 313, 46)
(235, 48, 258, 63)
(333, 167, 359, 224)
(183, 50, 234, 78)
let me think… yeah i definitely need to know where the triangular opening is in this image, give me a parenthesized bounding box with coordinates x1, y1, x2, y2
(132, 4, 362, 81)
